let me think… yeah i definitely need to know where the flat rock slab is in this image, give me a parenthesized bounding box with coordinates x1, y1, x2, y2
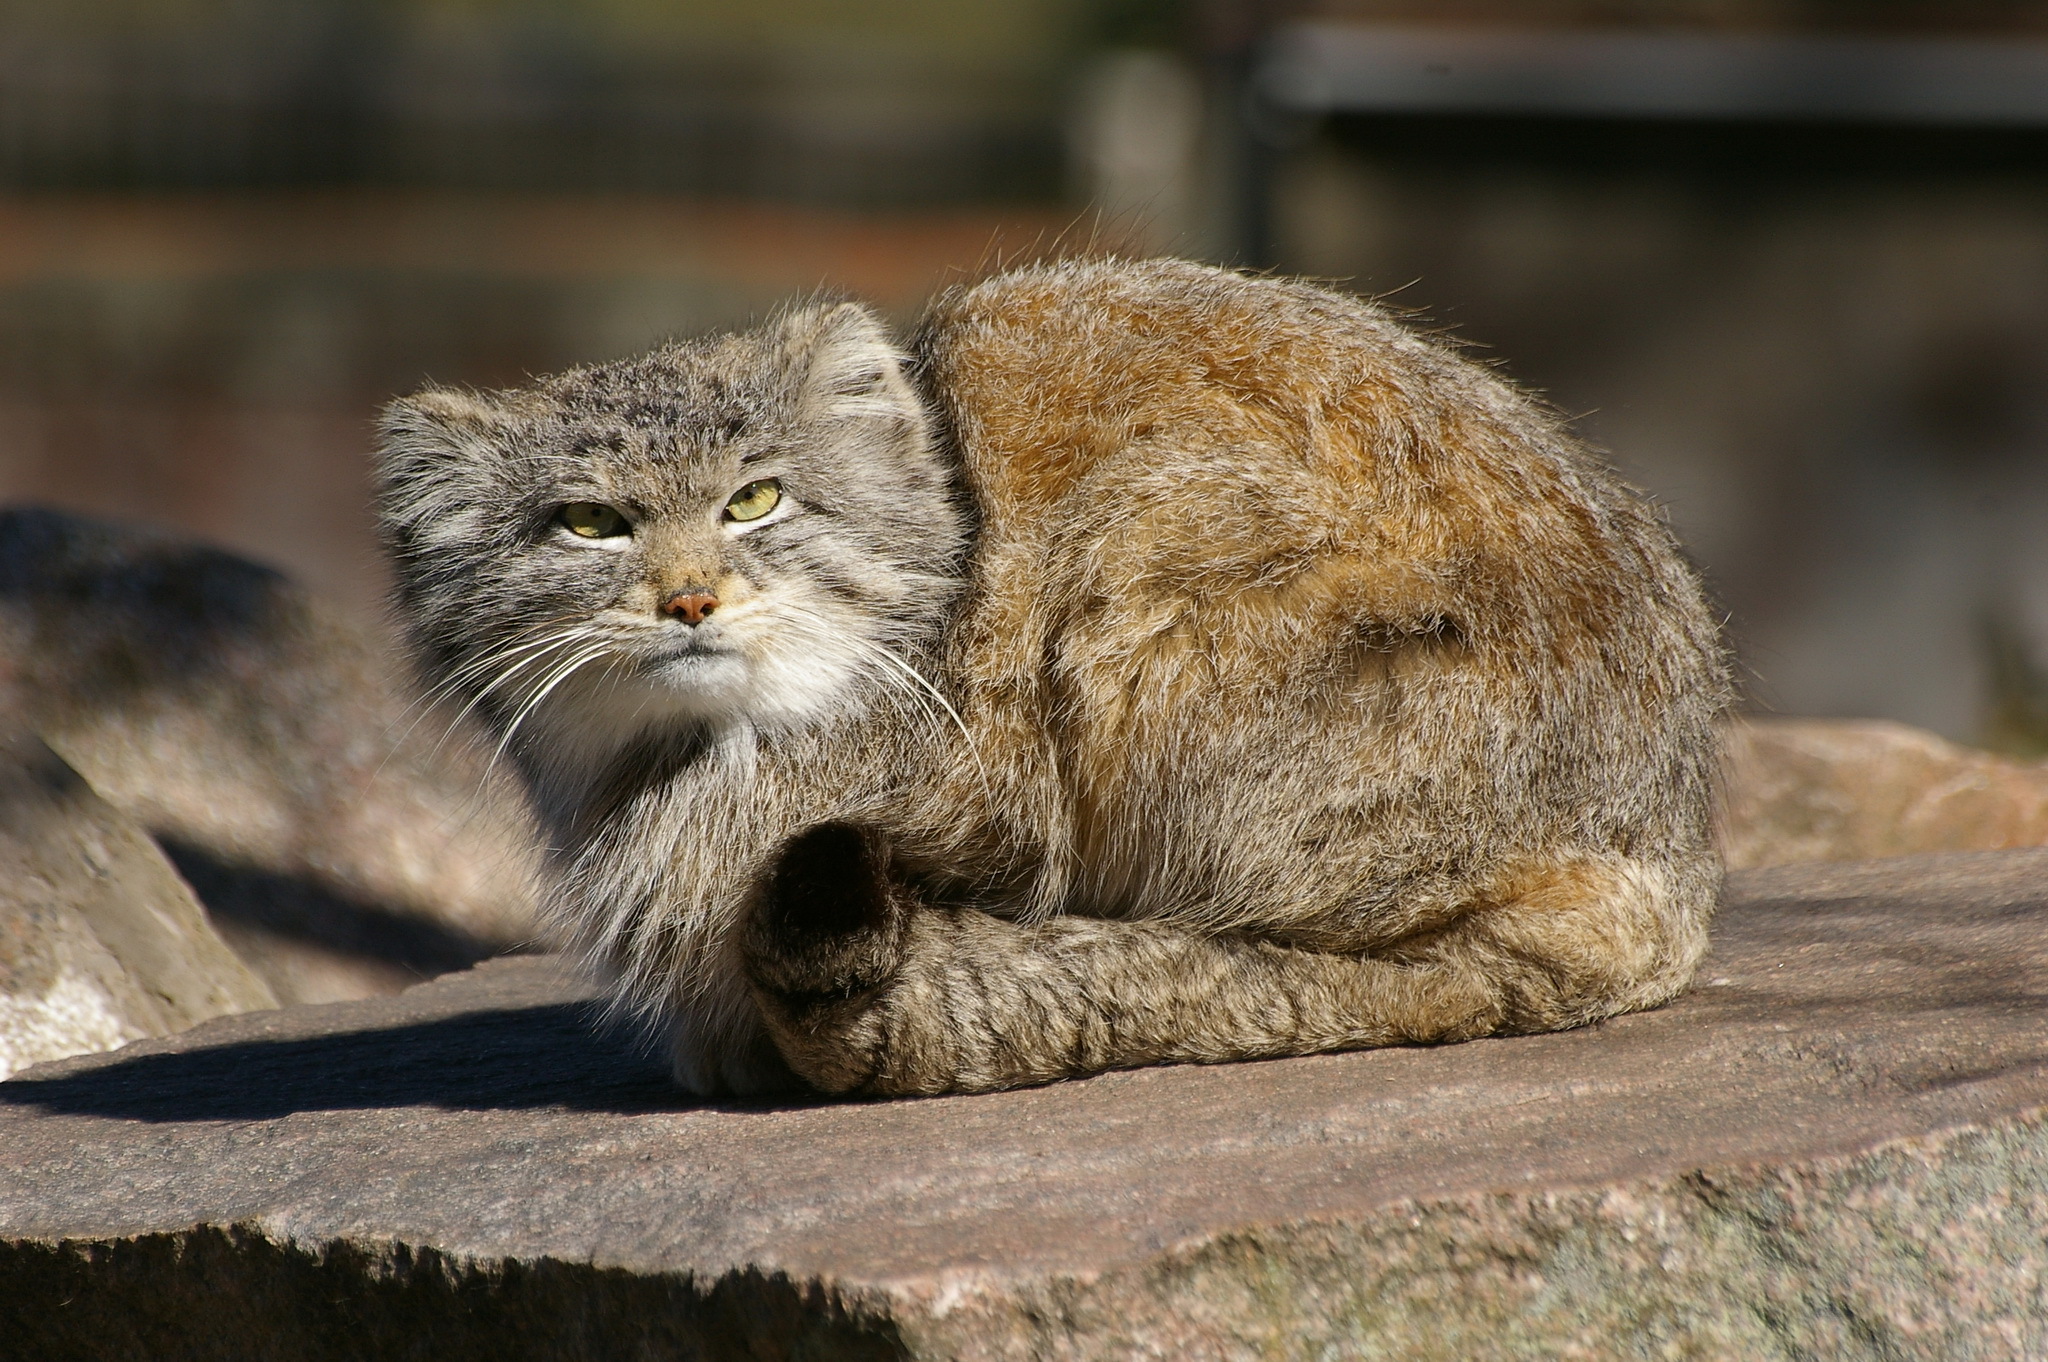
(7, 853, 2048, 1360)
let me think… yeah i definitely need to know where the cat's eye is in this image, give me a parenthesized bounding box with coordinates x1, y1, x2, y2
(558, 502, 631, 539)
(723, 478, 782, 524)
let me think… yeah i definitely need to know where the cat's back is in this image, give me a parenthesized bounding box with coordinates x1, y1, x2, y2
(916, 256, 1422, 520)
(912, 257, 1700, 671)
(909, 258, 1725, 931)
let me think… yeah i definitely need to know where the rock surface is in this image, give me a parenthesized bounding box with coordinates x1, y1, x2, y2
(0, 506, 539, 1003)
(0, 727, 274, 1080)
(1724, 716, 2048, 868)
(6, 851, 2048, 1359)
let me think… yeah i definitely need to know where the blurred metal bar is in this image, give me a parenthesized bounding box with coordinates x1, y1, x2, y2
(1257, 24, 2048, 125)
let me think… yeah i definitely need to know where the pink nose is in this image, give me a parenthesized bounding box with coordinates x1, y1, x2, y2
(662, 591, 719, 625)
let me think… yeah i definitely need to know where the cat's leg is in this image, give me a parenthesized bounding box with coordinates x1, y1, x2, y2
(660, 969, 806, 1098)
(740, 823, 1707, 1096)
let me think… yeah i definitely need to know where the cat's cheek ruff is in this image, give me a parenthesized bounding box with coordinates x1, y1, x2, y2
(403, 506, 494, 555)
(734, 625, 873, 732)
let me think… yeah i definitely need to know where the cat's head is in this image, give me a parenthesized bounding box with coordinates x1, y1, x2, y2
(375, 302, 968, 785)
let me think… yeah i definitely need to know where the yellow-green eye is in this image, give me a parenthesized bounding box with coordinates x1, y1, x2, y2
(558, 502, 630, 539)
(723, 478, 782, 523)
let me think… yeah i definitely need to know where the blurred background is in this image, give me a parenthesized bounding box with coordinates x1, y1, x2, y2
(2, 0, 2047, 749)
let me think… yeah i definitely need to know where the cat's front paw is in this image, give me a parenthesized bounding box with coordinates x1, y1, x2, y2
(740, 821, 911, 1093)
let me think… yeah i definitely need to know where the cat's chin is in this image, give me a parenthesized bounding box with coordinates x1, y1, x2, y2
(647, 651, 849, 731)
(517, 651, 760, 776)
(648, 649, 754, 706)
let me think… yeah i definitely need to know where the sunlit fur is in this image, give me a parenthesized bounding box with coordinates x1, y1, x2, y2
(377, 260, 1731, 1097)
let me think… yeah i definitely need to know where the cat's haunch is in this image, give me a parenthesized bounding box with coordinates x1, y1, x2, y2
(376, 258, 1730, 1097)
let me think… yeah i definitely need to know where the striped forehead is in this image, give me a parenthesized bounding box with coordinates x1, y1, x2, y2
(562, 420, 742, 463)
(535, 411, 774, 519)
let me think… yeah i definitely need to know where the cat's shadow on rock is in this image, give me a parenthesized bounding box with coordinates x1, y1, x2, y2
(0, 1003, 828, 1122)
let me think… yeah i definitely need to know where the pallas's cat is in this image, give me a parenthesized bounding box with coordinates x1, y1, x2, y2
(377, 258, 1729, 1097)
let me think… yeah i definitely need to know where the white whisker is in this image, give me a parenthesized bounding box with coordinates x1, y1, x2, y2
(428, 629, 602, 761)
(380, 615, 594, 741)
(372, 621, 598, 784)
(487, 641, 619, 776)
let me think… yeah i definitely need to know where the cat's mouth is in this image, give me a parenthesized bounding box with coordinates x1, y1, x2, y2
(654, 632, 729, 659)
(595, 606, 870, 732)
(642, 633, 752, 697)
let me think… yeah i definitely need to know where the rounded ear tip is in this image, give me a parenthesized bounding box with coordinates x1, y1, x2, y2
(790, 299, 886, 342)
(384, 388, 501, 431)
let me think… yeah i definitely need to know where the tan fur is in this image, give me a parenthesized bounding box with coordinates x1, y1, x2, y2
(378, 259, 1729, 1098)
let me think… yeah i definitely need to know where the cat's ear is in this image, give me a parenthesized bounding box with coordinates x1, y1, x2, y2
(375, 387, 517, 498)
(374, 388, 519, 545)
(785, 302, 923, 427)
(378, 388, 512, 465)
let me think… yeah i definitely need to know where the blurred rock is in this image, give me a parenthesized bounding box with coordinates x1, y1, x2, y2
(0, 726, 274, 1079)
(1724, 716, 2048, 869)
(0, 506, 539, 1004)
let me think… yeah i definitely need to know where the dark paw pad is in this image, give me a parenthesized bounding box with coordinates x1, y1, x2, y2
(742, 822, 909, 1012)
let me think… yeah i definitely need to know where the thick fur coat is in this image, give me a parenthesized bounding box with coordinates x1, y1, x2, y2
(376, 258, 1731, 1097)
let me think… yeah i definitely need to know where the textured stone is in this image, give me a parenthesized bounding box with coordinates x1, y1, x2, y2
(1724, 716, 2048, 868)
(7, 851, 2048, 1358)
(0, 506, 539, 1003)
(0, 727, 273, 1079)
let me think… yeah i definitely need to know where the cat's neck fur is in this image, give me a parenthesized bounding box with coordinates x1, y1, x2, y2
(517, 655, 938, 852)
